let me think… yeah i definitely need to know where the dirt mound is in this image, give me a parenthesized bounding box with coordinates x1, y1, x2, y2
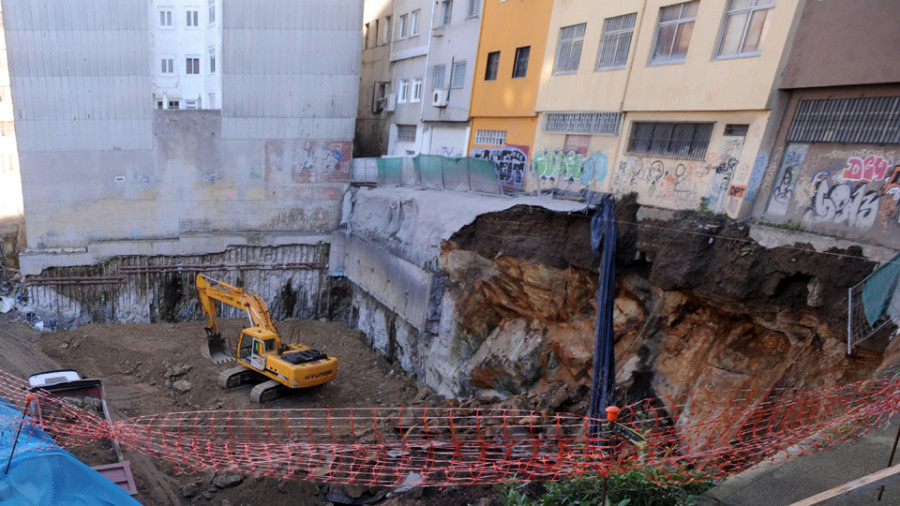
(0, 314, 495, 505)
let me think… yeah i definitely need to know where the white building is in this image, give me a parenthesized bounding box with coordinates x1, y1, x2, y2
(0, 2, 22, 221)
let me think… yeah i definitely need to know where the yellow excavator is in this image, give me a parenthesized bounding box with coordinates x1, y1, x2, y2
(195, 273, 338, 403)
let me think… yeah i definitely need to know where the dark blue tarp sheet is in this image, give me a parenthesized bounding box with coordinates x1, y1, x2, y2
(588, 193, 617, 436)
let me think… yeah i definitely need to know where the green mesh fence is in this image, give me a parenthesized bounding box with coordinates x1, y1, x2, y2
(376, 157, 404, 186)
(410, 155, 501, 194)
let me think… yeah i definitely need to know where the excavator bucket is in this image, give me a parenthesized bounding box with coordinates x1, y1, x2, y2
(201, 332, 233, 364)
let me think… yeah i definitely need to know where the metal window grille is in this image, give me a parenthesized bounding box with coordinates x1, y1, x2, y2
(626, 121, 713, 160)
(432, 65, 446, 90)
(397, 125, 417, 143)
(717, 0, 775, 57)
(597, 13, 637, 70)
(512, 47, 530, 78)
(544, 112, 622, 136)
(475, 130, 506, 146)
(554, 24, 586, 74)
(787, 96, 900, 145)
(450, 61, 466, 89)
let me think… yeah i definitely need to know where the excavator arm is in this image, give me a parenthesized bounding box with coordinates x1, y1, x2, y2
(196, 273, 279, 362)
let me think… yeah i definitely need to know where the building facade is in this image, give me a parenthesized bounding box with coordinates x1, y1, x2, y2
(754, 0, 900, 249)
(0, 2, 22, 222)
(3, 0, 362, 274)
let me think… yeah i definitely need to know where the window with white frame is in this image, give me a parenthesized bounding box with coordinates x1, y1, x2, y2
(512, 46, 530, 78)
(597, 13, 637, 70)
(410, 10, 420, 36)
(168, 100, 180, 110)
(554, 24, 586, 75)
(717, 0, 775, 58)
(398, 79, 410, 103)
(160, 58, 174, 74)
(475, 129, 506, 146)
(186, 57, 200, 75)
(467, 0, 481, 17)
(184, 99, 199, 110)
(209, 47, 216, 73)
(626, 121, 713, 160)
(208, 0, 215, 24)
(650, 1, 698, 65)
(159, 7, 173, 28)
(411, 78, 423, 102)
(186, 8, 199, 28)
(450, 61, 466, 89)
(398, 14, 408, 39)
(397, 125, 417, 143)
(439, 1, 452, 26)
(432, 64, 446, 89)
(156, 99, 165, 110)
(383, 16, 392, 44)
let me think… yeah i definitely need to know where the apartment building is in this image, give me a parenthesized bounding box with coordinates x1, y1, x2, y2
(468, 0, 553, 192)
(0, 3, 21, 222)
(151, 0, 222, 110)
(3, 0, 362, 274)
(534, 0, 802, 217)
(356, 1, 395, 157)
(755, 0, 900, 249)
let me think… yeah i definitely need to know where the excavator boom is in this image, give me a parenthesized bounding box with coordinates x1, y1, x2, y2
(196, 273, 278, 363)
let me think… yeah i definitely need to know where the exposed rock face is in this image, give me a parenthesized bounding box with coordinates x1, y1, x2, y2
(442, 203, 884, 411)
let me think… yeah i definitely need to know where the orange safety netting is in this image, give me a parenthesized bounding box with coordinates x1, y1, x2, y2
(2, 367, 899, 487)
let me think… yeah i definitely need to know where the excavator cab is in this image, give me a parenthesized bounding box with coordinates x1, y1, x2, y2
(237, 328, 277, 372)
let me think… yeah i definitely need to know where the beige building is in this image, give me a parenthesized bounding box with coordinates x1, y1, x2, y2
(534, 0, 802, 217)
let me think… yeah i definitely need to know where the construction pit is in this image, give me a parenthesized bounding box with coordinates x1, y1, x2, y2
(2, 189, 899, 505)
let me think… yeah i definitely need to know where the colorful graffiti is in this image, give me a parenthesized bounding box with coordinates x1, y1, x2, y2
(803, 172, 881, 229)
(530, 150, 609, 186)
(470, 146, 529, 192)
(612, 156, 712, 206)
(708, 135, 745, 213)
(842, 155, 891, 181)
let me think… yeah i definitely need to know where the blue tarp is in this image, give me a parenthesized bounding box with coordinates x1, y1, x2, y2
(588, 193, 617, 436)
(0, 397, 140, 505)
(861, 252, 900, 326)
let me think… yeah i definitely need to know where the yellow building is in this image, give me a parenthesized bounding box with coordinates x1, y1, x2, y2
(533, 0, 803, 216)
(468, 0, 553, 192)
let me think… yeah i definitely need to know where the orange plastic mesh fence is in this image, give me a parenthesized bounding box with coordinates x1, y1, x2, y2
(2, 367, 898, 487)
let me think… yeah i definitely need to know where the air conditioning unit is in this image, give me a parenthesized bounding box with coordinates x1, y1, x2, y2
(385, 93, 397, 112)
(432, 89, 449, 107)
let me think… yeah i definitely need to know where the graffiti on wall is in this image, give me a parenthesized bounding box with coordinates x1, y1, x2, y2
(708, 135, 745, 213)
(766, 143, 810, 216)
(800, 155, 900, 230)
(530, 150, 609, 187)
(612, 155, 715, 206)
(470, 146, 529, 192)
(265, 140, 352, 183)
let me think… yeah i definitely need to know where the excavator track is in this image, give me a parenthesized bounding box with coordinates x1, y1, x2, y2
(250, 380, 289, 403)
(218, 366, 263, 389)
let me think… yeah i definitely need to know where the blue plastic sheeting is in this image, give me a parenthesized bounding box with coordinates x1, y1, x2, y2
(0, 398, 141, 505)
(861, 252, 900, 326)
(588, 193, 617, 436)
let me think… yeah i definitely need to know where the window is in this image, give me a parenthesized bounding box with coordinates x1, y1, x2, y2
(186, 57, 200, 75)
(787, 96, 900, 145)
(168, 100, 180, 110)
(626, 121, 713, 160)
(0, 86, 9, 102)
(383, 16, 392, 44)
(432, 64, 446, 89)
(410, 10, 420, 36)
(450, 61, 466, 89)
(554, 24, 586, 74)
(544, 112, 622, 136)
(467, 0, 482, 17)
(398, 14, 408, 39)
(397, 125, 417, 143)
(364, 23, 370, 49)
(475, 129, 506, 146)
(160, 58, 174, 74)
(512, 46, 530, 78)
(485, 51, 500, 80)
(185, 99, 199, 110)
(208, 93, 216, 108)
(439, 1, 452, 26)
(186, 9, 199, 28)
(597, 13, 637, 70)
(0, 122, 15, 136)
(651, 1, 698, 65)
(374, 20, 380, 47)
(208, 0, 215, 24)
(411, 78, 423, 103)
(209, 47, 216, 73)
(398, 79, 410, 103)
(156, 100, 165, 110)
(717, 0, 775, 58)
(159, 8, 173, 28)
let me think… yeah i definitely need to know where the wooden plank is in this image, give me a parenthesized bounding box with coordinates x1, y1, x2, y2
(789, 463, 900, 506)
